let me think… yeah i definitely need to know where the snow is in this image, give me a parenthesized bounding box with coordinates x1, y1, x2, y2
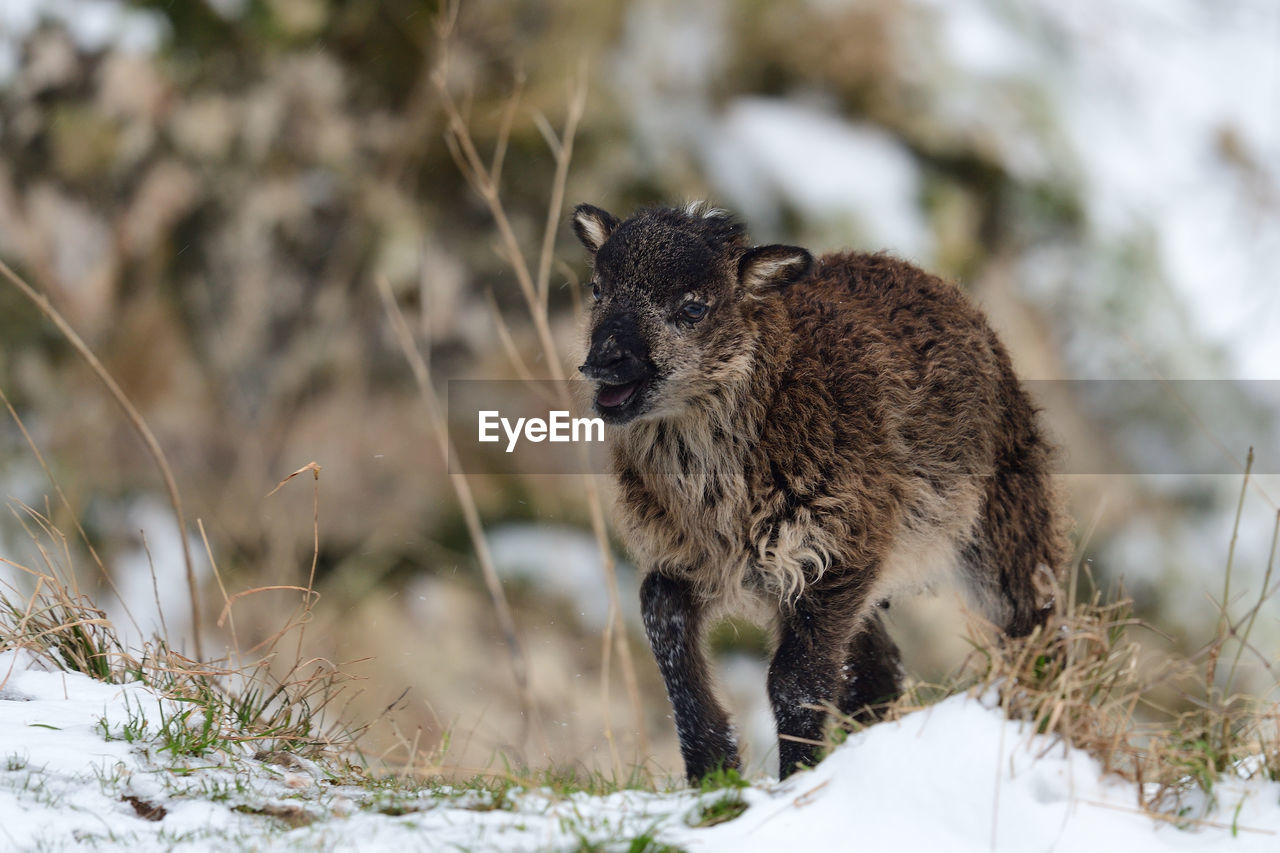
(910, 0, 1280, 648)
(930, 1, 1036, 78)
(487, 523, 641, 633)
(925, 0, 1280, 380)
(612, 1, 931, 259)
(4, 650, 1279, 851)
(707, 697, 1280, 852)
(703, 98, 932, 260)
(99, 498, 209, 653)
(1047, 0, 1280, 381)
(0, 648, 699, 850)
(610, 0, 727, 172)
(0, 0, 167, 80)
(207, 0, 250, 19)
(614, 0, 1280, 379)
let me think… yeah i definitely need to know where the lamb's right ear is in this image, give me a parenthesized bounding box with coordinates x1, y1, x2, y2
(572, 204, 620, 254)
(738, 244, 813, 292)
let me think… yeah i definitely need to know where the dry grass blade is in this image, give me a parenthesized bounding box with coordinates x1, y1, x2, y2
(3, 522, 364, 756)
(1225, 510, 1280, 699)
(0, 385, 140, 637)
(267, 461, 323, 497)
(2, 549, 124, 684)
(217, 586, 318, 628)
(0, 258, 203, 660)
(200, 517, 239, 654)
(939, 544, 1280, 823)
(1079, 798, 1275, 835)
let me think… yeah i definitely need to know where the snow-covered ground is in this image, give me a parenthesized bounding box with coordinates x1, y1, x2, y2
(4, 649, 1279, 851)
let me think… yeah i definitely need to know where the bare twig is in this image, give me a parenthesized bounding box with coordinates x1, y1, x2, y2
(261, 461, 328, 705)
(535, 73, 587, 315)
(1226, 513, 1280, 697)
(199, 518, 236, 654)
(267, 461, 323, 497)
(1218, 507, 1280, 701)
(489, 75, 526, 186)
(375, 274, 550, 761)
(139, 530, 170, 643)
(433, 80, 563, 381)
(430, 29, 650, 766)
(482, 290, 539, 384)
(1208, 447, 1253, 690)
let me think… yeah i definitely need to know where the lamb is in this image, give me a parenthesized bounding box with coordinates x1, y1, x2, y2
(571, 202, 1070, 782)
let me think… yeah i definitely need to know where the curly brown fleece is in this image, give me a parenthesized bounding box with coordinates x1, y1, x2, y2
(573, 202, 1070, 782)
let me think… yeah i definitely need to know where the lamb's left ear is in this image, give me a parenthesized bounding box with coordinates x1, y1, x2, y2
(572, 204, 620, 254)
(738, 245, 813, 291)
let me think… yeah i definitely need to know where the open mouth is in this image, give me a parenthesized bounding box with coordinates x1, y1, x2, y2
(592, 376, 653, 421)
(595, 379, 642, 410)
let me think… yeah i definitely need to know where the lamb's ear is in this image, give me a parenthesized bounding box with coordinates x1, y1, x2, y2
(738, 245, 813, 291)
(571, 204, 620, 254)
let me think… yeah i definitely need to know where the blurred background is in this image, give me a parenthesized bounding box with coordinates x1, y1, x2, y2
(1, 0, 1278, 778)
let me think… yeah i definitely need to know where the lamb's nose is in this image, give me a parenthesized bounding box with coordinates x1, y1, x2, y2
(582, 310, 650, 379)
(581, 341, 622, 375)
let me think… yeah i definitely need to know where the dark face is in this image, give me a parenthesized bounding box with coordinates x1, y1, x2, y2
(572, 204, 812, 424)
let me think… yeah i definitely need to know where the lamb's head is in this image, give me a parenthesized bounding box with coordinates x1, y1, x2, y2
(572, 203, 811, 424)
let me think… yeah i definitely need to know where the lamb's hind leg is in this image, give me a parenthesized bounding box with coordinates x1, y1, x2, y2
(836, 612, 903, 725)
(960, 462, 1069, 637)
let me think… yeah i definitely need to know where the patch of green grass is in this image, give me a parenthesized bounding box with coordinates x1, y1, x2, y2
(91, 760, 131, 795)
(155, 696, 234, 759)
(202, 776, 253, 803)
(695, 766, 748, 793)
(572, 832, 685, 853)
(560, 813, 688, 853)
(0, 767, 61, 810)
(353, 762, 659, 815)
(1170, 734, 1224, 801)
(681, 767, 751, 829)
(97, 695, 150, 746)
(2, 507, 359, 779)
(530, 764, 655, 797)
(688, 793, 748, 828)
(623, 832, 686, 853)
(350, 772, 511, 816)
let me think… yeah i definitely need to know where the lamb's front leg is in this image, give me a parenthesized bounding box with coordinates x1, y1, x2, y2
(640, 571, 739, 783)
(769, 595, 856, 778)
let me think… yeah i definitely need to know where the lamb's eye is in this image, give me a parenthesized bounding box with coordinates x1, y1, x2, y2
(591, 280, 601, 299)
(680, 302, 708, 322)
